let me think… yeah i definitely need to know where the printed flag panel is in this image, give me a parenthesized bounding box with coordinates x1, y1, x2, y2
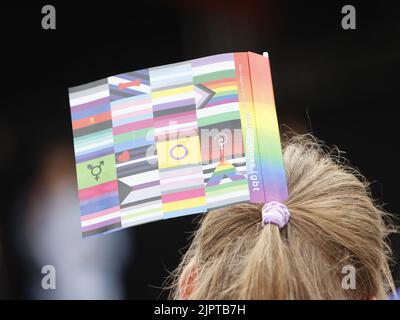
(69, 80, 122, 237)
(68, 52, 288, 237)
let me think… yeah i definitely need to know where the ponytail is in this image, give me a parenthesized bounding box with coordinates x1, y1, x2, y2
(238, 224, 291, 299)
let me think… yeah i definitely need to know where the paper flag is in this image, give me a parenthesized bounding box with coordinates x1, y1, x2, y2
(68, 52, 288, 237)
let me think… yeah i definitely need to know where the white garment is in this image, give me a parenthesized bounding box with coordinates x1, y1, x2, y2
(24, 179, 131, 299)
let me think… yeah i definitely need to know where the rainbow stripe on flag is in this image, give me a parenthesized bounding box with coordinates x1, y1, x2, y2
(68, 52, 288, 237)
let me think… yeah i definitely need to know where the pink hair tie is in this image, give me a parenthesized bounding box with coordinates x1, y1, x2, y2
(261, 201, 291, 229)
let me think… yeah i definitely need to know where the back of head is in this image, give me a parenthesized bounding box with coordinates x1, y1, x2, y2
(170, 134, 397, 299)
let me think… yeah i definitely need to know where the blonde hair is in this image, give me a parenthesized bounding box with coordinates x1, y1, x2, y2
(169, 134, 397, 299)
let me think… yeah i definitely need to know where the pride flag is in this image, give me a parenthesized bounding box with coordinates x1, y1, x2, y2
(68, 52, 288, 237)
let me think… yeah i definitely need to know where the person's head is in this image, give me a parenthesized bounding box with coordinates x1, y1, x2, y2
(170, 134, 397, 300)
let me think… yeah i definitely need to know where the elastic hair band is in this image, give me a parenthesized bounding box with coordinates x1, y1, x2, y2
(261, 201, 291, 229)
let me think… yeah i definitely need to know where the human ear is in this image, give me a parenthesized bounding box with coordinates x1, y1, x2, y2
(178, 261, 197, 300)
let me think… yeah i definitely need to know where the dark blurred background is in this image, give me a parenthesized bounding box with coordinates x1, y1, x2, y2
(1, 0, 399, 299)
